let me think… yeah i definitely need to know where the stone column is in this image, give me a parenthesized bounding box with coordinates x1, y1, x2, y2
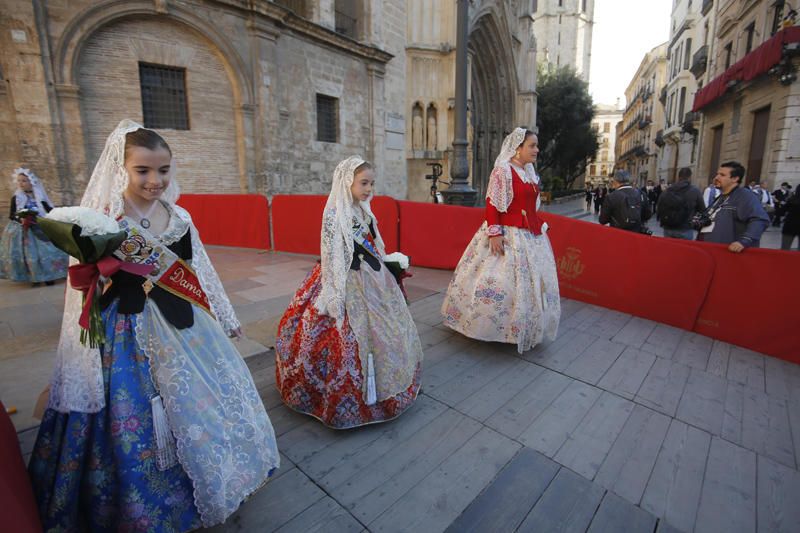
(441, 0, 476, 206)
(53, 83, 86, 205)
(247, 18, 280, 194)
(367, 63, 386, 182)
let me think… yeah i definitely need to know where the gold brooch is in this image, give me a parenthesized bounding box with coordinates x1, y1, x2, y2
(142, 279, 154, 295)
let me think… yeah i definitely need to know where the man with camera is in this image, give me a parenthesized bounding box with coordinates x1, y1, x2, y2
(599, 170, 652, 233)
(695, 161, 769, 253)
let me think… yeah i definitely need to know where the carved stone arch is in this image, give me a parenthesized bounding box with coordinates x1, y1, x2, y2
(54, 0, 254, 106)
(52, 0, 259, 193)
(469, 10, 518, 202)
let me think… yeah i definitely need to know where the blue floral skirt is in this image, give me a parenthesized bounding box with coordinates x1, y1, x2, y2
(0, 221, 68, 282)
(28, 301, 202, 533)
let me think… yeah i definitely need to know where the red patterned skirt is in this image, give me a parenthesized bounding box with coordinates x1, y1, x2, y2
(275, 265, 421, 429)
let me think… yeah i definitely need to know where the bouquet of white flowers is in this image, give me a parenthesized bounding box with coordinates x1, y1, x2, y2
(39, 207, 153, 347)
(383, 252, 411, 303)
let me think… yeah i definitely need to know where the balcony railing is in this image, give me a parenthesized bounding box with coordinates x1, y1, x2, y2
(701, 0, 713, 16)
(682, 111, 701, 135)
(659, 86, 668, 105)
(690, 45, 709, 79)
(638, 116, 652, 129)
(654, 129, 666, 147)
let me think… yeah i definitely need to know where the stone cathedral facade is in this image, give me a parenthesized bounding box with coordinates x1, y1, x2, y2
(0, 1, 576, 208)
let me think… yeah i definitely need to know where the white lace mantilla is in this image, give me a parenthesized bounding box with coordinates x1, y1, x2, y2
(315, 155, 386, 326)
(486, 127, 540, 212)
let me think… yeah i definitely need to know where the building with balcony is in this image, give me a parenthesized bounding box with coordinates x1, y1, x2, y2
(656, 0, 718, 185)
(692, 0, 800, 191)
(616, 43, 668, 184)
(586, 102, 623, 186)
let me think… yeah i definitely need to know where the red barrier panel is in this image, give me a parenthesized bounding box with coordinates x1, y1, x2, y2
(397, 201, 485, 269)
(271, 195, 399, 255)
(540, 213, 714, 331)
(271, 195, 799, 364)
(177, 194, 270, 249)
(0, 402, 42, 533)
(694, 244, 800, 364)
(271, 195, 326, 255)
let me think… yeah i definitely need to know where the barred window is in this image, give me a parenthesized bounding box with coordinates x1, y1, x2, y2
(316, 94, 338, 143)
(139, 63, 189, 130)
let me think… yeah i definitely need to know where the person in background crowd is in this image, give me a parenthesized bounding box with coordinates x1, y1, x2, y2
(657, 167, 705, 240)
(781, 183, 800, 250)
(772, 182, 792, 227)
(703, 180, 720, 208)
(599, 170, 652, 233)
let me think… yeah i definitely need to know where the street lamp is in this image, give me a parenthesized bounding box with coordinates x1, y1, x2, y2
(440, 0, 477, 206)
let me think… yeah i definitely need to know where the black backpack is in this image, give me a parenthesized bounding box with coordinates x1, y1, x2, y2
(657, 189, 690, 228)
(616, 191, 644, 230)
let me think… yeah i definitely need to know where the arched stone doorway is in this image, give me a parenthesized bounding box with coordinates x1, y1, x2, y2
(469, 13, 516, 203)
(77, 16, 241, 194)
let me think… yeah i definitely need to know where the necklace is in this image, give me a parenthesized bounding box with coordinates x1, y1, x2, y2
(126, 199, 159, 229)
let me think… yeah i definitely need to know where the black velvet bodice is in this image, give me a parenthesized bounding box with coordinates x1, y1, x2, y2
(100, 229, 194, 329)
(349, 221, 381, 272)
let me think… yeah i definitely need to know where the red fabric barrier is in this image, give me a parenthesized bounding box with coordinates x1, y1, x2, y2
(271, 195, 800, 364)
(0, 402, 42, 533)
(694, 244, 800, 364)
(271, 195, 399, 255)
(397, 201, 484, 269)
(540, 213, 714, 330)
(176, 194, 270, 249)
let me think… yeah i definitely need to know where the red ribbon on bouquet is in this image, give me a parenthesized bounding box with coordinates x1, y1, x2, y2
(68, 256, 154, 329)
(21, 216, 35, 230)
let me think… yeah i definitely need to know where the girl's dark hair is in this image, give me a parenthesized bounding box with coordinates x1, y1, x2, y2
(125, 129, 172, 160)
(354, 161, 373, 175)
(517, 129, 536, 149)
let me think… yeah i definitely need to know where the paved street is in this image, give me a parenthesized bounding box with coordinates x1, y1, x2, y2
(4, 247, 800, 532)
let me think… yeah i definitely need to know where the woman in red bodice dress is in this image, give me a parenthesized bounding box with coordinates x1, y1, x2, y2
(441, 127, 561, 353)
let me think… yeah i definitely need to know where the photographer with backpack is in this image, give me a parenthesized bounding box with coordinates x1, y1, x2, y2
(656, 167, 705, 240)
(599, 170, 652, 233)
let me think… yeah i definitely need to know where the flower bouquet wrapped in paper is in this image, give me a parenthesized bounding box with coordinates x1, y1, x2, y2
(382, 251, 412, 302)
(38, 207, 153, 347)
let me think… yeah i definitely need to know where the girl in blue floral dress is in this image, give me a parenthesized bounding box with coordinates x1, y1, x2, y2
(0, 168, 67, 285)
(28, 120, 279, 532)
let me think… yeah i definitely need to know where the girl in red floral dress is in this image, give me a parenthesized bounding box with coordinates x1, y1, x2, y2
(275, 156, 423, 429)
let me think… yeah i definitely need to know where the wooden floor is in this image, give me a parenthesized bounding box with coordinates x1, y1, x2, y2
(7, 249, 800, 533)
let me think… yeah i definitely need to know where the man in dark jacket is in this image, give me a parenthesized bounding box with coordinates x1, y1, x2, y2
(697, 161, 770, 252)
(599, 170, 652, 232)
(656, 167, 705, 239)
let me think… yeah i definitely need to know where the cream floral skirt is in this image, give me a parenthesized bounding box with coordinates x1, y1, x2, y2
(441, 222, 560, 353)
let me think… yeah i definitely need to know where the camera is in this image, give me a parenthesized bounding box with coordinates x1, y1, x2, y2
(425, 163, 447, 204)
(691, 211, 712, 231)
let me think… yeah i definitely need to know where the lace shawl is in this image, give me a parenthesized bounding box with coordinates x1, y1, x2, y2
(486, 127, 540, 212)
(315, 155, 385, 326)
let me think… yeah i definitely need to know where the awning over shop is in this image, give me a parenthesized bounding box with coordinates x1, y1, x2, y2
(692, 26, 800, 111)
